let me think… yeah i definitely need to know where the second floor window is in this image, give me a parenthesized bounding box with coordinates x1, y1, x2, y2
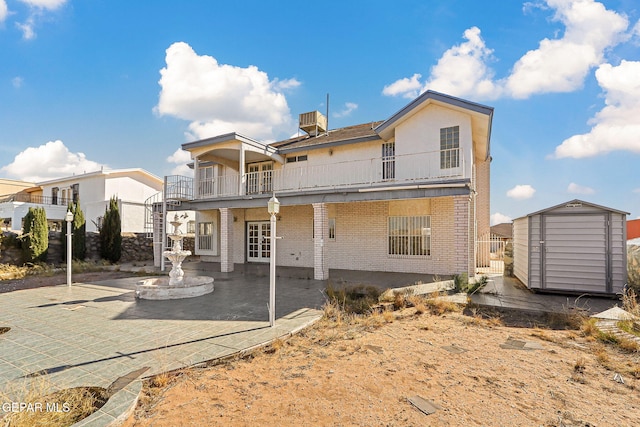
(72, 183, 80, 203)
(51, 187, 59, 205)
(382, 142, 395, 180)
(440, 126, 460, 169)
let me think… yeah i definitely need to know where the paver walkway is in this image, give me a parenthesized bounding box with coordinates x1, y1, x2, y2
(0, 275, 324, 426)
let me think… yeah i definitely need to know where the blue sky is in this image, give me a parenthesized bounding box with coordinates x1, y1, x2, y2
(1, 0, 639, 223)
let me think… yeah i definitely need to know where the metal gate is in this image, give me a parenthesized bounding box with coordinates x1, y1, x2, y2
(476, 232, 507, 275)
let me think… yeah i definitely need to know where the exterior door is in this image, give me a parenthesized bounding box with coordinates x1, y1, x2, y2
(247, 221, 271, 262)
(246, 162, 273, 194)
(542, 214, 608, 292)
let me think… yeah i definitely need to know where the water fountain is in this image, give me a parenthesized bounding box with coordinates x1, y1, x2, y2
(135, 214, 214, 300)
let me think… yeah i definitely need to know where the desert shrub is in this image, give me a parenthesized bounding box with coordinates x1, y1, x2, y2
(99, 196, 122, 263)
(454, 273, 468, 292)
(628, 244, 640, 293)
(325, 281, 382, 314)
(20, 207, 48, 263)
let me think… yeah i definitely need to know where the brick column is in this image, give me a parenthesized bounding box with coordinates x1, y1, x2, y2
(219, 208, 234, 272)
(453, 196, 472, 277)
(312, 203, 329, 280)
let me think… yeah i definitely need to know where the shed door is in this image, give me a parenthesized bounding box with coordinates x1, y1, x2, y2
(542, 214, 608, 292)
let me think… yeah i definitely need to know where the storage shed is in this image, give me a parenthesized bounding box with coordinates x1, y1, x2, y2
(513, 199, 628, 295)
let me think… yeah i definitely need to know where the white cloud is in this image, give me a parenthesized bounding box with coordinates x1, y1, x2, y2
(12, 76, 24, 88)
(553, 60, 640, 158)
(382, 1, 630, 101)
(155, 42, 297, 141)
(567, 182, 595, 194)
(382, 73, 422, 98)
(491, 212, 513, 226)
(422, 27, 501, 99)
(16, 18, 36, 40)
(505, 0, 628, 98)
(0, 140, 105, 182)
(0, 1, 8, 23)
(11, 0, 68, 40)
(18, 0, 66, 10)
(507, 184, 536, 200)
(382, 27, 501, 100)
(333, 102, 358, 118)
(166, 148, 193, 176)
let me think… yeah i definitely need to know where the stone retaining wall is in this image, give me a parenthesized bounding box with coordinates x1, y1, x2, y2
(0, 231, 161, 265)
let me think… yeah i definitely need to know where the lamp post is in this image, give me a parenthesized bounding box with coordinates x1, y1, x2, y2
(65, 209, 74, 287)
(267, 194, 280, 327)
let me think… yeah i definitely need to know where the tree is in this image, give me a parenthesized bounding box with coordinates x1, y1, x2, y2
(61, 202, 86, 261)
(21, 207, 48, 263)
(100, 196, 122, 263)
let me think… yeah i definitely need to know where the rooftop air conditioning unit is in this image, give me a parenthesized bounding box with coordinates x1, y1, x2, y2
(299, 111, 327, 137)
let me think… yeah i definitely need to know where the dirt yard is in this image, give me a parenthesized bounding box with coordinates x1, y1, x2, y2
(122, 305, 640, 427)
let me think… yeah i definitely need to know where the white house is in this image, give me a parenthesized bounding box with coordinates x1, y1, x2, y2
(165, 90, 493, 279)
(0, 169, 163, 233)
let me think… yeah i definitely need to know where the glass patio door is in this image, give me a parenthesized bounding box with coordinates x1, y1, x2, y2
(247, 221, 271, 262)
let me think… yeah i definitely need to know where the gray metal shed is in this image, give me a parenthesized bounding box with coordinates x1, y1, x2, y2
(513, 199, 628, 295)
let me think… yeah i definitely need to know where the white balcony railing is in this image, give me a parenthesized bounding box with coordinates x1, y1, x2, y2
(185, 148, 464, 200)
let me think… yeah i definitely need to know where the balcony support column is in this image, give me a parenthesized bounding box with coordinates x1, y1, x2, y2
(312, 203, 329, 280)
(219, 208, 234, 272)
(239, 145, 246, 196)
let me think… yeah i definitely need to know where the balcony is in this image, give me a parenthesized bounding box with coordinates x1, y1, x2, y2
(166, 149, 466, 201)
(0, 193, 73, 206)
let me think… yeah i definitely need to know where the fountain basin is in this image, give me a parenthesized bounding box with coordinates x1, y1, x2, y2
(135, 276, 214, 300)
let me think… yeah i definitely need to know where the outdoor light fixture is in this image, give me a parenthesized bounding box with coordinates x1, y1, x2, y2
(267, 194, 280, 327)
(65, 209, 74, 287)
(267, 195, 280, 215)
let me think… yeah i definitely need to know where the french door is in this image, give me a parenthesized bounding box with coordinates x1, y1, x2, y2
(246, 162, 273, 194)
(247, 221, 271, 262)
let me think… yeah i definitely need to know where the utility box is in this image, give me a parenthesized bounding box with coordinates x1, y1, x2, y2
(513, 199, 628, 295)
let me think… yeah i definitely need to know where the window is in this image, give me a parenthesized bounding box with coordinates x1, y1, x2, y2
(388, 216, 431, 256)
(440, 126, 460, 169)
(382, 142, 395, 180)
(51, 187, 59, 205)
(71, 183, 80, 203)
(286, 155, 308, 163)
(198, 222, 214, 250)
(328, 218, 336, 240)
(187, 220, 196, 234)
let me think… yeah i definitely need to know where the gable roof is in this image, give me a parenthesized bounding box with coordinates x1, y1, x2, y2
(519, 199, 630, 218)
(36, 168, 162, 186)
(490, 223, 513, 239)
(375, 90, 494, 160)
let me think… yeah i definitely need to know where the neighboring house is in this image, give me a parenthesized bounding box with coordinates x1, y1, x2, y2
(0, 178, 35, 198)
(0, 169, 163, 233)
(628, 218, 640, 241)
(166, 90, 493, 280)
(490, 223, 512, 241)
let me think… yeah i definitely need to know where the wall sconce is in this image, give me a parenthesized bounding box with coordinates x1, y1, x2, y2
(277, 215, 282, 221)
(233, 216, 238, 222)
(329, 148, 333, 156)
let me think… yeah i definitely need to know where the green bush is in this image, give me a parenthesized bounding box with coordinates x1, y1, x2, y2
(21, 207, 48, 263)
(60, 202, 87, 261)
(100, 196, 122, 263)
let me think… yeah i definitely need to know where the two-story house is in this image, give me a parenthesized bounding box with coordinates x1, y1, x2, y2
(0, 169, 163, 233)
(167, 90, 493, 280)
